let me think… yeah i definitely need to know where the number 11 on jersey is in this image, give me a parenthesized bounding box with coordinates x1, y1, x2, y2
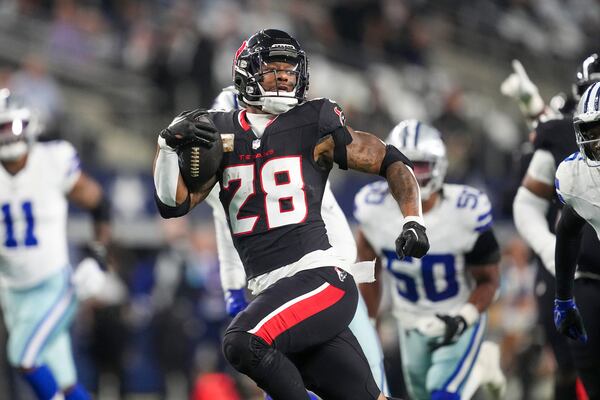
(1, 201, 38, 248)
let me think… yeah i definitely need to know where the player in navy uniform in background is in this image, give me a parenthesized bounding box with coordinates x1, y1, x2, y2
(153, 29, 429, 400)
(503, 55, 600, 399)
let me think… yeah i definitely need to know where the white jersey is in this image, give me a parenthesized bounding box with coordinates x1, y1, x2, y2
(0, 141, 81, 288)
(354, 181, 493, 327)
(207, 180, 357, 292)
(555, 152, 600, 238)
(211, 86, 238, 111)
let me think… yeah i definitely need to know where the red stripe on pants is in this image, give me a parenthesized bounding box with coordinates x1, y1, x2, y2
(253, 284, 345, 344)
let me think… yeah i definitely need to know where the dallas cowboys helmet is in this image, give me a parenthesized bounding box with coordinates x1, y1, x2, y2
(232, 29, 309, 114)
(573, 53, 600, 100)
(574, 82, 600, 167)
(386, 120, 448, 200)
(0, 88, 42, 161)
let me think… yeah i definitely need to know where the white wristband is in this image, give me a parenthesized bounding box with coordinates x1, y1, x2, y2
(458, 303, 480, 326)
(154, 136, 180, 206)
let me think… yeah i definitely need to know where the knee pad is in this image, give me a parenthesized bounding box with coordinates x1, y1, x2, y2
(222, 331, 270, 374)
(431, 390, 460, 400)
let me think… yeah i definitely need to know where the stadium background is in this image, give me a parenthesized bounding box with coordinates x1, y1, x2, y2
(0, 0, 598, 399)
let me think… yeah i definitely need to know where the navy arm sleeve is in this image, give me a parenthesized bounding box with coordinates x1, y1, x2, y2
(555, 205, 587, 299)
(465, 229, 501, 266)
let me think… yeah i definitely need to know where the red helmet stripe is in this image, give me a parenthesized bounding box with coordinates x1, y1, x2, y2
(234, 40, 247, 62)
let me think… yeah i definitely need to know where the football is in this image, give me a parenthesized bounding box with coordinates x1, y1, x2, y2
(177, 134, 223, 193)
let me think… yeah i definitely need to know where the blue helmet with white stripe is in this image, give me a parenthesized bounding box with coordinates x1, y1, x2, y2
(0, 88, 42, 161)
(574, 82, 600, 167)
(386, 120, 448, 200)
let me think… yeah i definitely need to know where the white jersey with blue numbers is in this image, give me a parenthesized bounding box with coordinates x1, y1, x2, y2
(555, 152, 600, 239)
(0, 141, 81, 288)
(212, 86, 238, 111)
(354, 182, 493, 328)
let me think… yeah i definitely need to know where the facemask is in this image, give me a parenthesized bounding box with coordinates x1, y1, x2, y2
(260, 92, 298, 115)
(0, 141, 28, 161)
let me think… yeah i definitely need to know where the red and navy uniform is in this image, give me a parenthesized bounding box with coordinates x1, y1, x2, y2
(210, 99, 382, 399)
(209, 98, 345, 279)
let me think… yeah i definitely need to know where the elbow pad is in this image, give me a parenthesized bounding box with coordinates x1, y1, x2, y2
(379, 145, 413, 177)
(154, 192, 190, 219)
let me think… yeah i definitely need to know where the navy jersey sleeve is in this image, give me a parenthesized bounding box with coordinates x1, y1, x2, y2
(464, 229, 501, 266)
(318, 99, 347, 138)
(533, 118, 578, 168)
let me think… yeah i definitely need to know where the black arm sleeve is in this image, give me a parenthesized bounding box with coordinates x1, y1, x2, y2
(378, 145, 413, 177)
(331, 126, 353, 170)
(465, 229, 501, 266)
(154, 192, 191, 219)
(555, 205, 587, 299)
(90, 195, 111, 223)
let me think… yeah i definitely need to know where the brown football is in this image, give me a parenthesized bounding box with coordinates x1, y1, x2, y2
(177, 134, 223, 192)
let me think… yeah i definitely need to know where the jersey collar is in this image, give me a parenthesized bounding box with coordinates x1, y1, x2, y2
(237, 109, 251, 131)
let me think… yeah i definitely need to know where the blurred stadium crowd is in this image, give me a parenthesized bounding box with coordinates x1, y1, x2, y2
(0, 0, 599, 399)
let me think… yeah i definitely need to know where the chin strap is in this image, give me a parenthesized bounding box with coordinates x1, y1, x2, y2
(260, 96, 298, 114)
(0, 141, 28, 161)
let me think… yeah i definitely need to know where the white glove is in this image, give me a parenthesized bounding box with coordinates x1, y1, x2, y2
(416, 316, 447, 337)
(416, 303, 480, 338)
(500, 60, 545, 117)
(72, 258, 107, 300)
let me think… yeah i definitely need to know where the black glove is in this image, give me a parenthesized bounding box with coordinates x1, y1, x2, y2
(395, 221, 429, 259)
(433, 314, 467, 348)
(160, 109, 219, 150)
(82, 241, 108, 270)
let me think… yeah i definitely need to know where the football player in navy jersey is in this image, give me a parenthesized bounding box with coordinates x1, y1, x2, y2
(153, 29, 428, 400)
(503, 55, 600, 398)
(209, 86, 390, 398)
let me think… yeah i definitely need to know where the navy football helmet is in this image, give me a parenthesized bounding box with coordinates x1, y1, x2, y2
(232, 29, 309, 113)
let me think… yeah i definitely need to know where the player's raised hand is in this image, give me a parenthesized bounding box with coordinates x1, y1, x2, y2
(225, 289, 249, 318)
(500, 59, 545, 117)
(395, 220, 429, 259)
(159, 109, 219, 150)
(554, 298, 588, 343)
